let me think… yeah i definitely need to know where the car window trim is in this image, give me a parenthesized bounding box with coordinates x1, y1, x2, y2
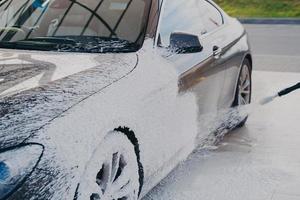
(153, 0, 165, 48)
(204, 0, 224, 25)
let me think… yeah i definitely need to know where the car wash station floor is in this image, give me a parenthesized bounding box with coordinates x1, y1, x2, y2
(143, 25, 300, 200)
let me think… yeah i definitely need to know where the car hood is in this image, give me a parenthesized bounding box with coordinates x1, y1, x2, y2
(0, 50, 138, 149)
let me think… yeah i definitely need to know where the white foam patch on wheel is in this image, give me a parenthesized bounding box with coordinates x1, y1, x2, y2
(76, 131, 139, 200)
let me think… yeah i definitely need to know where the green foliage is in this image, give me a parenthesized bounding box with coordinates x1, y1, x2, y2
(214, 0, 300, 18)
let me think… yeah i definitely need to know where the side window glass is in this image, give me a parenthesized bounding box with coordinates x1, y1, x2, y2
(159, 0, 205, 47)
(201, 1, 223, 34)
(159, 0, 223, 47)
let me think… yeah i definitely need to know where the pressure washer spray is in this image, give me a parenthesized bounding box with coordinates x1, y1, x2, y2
(199, 82, 300, 150)
(260, 82, 300, 105)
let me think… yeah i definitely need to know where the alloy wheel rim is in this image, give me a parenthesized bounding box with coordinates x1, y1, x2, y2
(89, 151, 138, 200)
(238, 65, 251, 105)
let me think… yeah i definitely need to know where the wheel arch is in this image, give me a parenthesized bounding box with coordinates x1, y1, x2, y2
(244, 53, 253, 71)
(114, 126, 144, 197)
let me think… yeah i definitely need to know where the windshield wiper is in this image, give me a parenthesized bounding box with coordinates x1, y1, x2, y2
(0, 37, 77, 51)
(0, 36, 140, 53)
(20, 37, 77, 45)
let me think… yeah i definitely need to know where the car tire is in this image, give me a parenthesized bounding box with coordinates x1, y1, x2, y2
(75, 131, 141, 200)
(232, 59, 252, 128)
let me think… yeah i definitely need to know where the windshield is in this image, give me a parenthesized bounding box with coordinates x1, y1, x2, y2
(0, 0, 151, 53)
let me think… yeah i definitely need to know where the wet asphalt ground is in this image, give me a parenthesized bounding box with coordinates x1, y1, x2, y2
(143, 24, 300, 200)
(245, 24, 300, 73)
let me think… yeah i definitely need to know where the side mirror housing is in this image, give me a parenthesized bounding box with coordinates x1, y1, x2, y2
(169, 32, 203, 54)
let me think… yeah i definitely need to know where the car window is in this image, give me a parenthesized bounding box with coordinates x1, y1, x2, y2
(201, 0, 223, 34)
(0, 0, 151, 53)
(159, 0, 223, 47)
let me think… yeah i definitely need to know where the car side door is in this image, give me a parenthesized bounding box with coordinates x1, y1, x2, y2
(157, 0, 227, 134)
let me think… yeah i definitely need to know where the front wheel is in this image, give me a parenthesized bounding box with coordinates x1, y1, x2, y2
(75, 131, 140, 200)
(232, 59, 252, 127)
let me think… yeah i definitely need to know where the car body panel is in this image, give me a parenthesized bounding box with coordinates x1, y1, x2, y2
(0, 50, 138, 149)
(5, 39, 199, 199)
(217, 17, 252, 109)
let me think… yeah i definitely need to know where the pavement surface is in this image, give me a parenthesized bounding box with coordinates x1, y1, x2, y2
(143, 25, 300, 200)
(245, 24, 300, 73)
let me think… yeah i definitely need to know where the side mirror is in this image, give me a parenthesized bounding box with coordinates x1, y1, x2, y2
(169, 32, 203, 54)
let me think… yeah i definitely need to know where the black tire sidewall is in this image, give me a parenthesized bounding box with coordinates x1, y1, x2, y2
(233, 59, 252, 107)
(232, 59, 252, 127)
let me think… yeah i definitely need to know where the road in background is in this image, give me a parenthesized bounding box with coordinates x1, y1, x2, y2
(143, 25, 300, 200)
(245, 24, 300, 73)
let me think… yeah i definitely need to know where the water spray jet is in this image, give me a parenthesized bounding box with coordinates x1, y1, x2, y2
(260, 82, 300, 105)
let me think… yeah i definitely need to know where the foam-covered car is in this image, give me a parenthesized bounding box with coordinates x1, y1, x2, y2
(0, 0, 252, 199)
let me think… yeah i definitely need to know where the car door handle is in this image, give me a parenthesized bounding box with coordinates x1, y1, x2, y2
(213, 45, 222, 58)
